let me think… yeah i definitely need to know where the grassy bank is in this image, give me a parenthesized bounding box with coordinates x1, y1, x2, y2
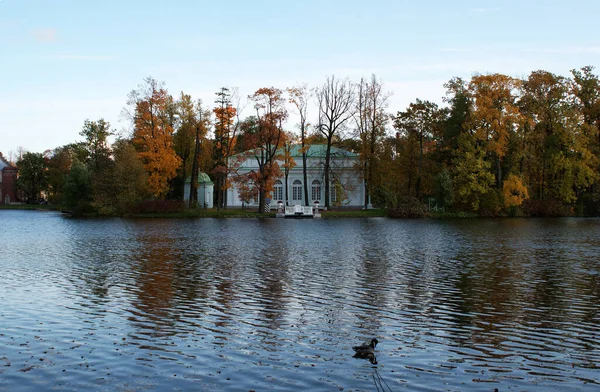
(321, 208, 386, 218)
(0, 204, 62, 211)
(1, 203, 388, 218)
(131, 207, 387, 219)
(129, 208, 277, 219)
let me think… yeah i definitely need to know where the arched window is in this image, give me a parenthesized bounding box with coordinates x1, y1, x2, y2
(331, 180, 338, 203)
(311, 180, 321, 202)
(273, 180, 283, 201)
(292, 180, 302, 202)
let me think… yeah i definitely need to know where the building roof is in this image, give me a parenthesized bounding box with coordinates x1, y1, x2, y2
(237, 144, 358, 159)
(185, 172, 213, 184)
(0, 153, 15, 171)
(287, 144, 358, 158)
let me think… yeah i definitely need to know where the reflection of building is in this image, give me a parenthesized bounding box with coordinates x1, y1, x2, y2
(228, 144, 365, 208)
(184, 172, 214, 208)
(0, 153, 18, 204)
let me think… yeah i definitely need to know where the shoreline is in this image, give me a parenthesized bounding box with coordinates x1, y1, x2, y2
(2, 204, 596, 219)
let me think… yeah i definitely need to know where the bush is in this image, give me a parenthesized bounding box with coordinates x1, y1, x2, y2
(577, 192, 600, 217)
(479, 189, 503, 217)
(131, 199, 187, 214)
(387, 196, 429, 218)
(523, 199, 573, 217)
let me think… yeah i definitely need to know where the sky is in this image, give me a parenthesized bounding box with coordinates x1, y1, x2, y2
(1, 0, 599, 158)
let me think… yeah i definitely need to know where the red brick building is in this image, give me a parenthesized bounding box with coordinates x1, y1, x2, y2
(0, 153, 18, 204)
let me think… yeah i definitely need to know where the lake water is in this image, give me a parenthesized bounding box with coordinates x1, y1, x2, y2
(0, 210, 598, 391)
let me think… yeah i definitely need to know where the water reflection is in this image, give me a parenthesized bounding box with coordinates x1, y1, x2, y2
(0, 211, 598, 391)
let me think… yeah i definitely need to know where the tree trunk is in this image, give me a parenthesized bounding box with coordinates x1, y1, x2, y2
(417, 131, 423, 199)
(189, 126, 201, 208)
(363, 161, 368, 209)
(496, 156, 502, 189)
(303, 147, 309, 206)
(285, 172, 289, 206)
(258, 149, 266, 212)
(324, 138, 332, 208)
(216, 174, 226, 210)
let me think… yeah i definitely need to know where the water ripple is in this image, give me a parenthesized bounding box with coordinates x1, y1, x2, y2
(0, 212, 599, 391)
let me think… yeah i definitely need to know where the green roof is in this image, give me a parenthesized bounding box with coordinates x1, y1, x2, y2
(232, 144, 358, 159)
(185, 172, 213, 184)
(288, 144, 357, 158)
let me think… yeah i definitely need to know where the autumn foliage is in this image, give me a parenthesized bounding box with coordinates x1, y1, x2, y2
(130, 78, 182, 199)
(21, 66, 600, 217)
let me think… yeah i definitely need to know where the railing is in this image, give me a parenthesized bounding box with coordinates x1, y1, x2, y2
(284, 205, 313, 216)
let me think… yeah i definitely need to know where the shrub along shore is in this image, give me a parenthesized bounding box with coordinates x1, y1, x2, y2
(2, 203, 592, 219)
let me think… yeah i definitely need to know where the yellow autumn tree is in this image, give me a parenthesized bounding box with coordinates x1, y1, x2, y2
(468, 74, 522, 188)
(129, 77, 181, 198)
(503, 174, 529, 208)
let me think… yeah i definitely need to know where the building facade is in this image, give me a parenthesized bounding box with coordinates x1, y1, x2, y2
(227, 145, 365, 209)
(183, 172, 214, 209)
(0, 153, 18, 204)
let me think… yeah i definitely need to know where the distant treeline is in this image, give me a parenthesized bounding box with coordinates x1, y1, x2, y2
(12, 66, 600, 217)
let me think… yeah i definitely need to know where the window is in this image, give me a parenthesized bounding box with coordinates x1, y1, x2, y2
(273, 180, 283, 201)
(311, 180, 321, 202)
(331, 182, 338, 203)
(292, 180, 302, 202)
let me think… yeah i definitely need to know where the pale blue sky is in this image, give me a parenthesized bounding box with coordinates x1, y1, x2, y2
(1, 0, 599, 156)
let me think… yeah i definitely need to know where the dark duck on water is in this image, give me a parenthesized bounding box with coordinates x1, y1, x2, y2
(352, 338, 378, 358)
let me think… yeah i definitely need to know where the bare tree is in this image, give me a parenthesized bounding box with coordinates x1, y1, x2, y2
(287, 84, 311, 205)
(7, 146, 27, 165)
(355, 75, 390, 209)
(316, 75, 355, 208)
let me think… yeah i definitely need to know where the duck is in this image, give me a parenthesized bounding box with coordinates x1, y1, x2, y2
(352, 338, 379, 357)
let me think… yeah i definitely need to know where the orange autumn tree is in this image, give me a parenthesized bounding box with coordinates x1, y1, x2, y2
(246, 87, 288, 212)
(213, 87, 239, 210)
(503, 173, 529, 208)
(128, 77, 181, 198)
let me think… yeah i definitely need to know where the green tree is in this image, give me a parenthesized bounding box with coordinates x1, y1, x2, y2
(394, 99, 443, 199)
(80, 118, 114, 173)
(520, 70, 597, 203)
(571, 65, 600, 207)
(571, 66, 600, 148)
(91, 140, 148, 214)
(372, 134, 404, 209)
(78, 119, 116, 210)
(452, 132, 495, 211)
(440, 77, 471, 166)
(46, 145, 74, 204)
(16, 152, 48, 203)
(434, 168, 453, 211)
(63, 159, 92, 212)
